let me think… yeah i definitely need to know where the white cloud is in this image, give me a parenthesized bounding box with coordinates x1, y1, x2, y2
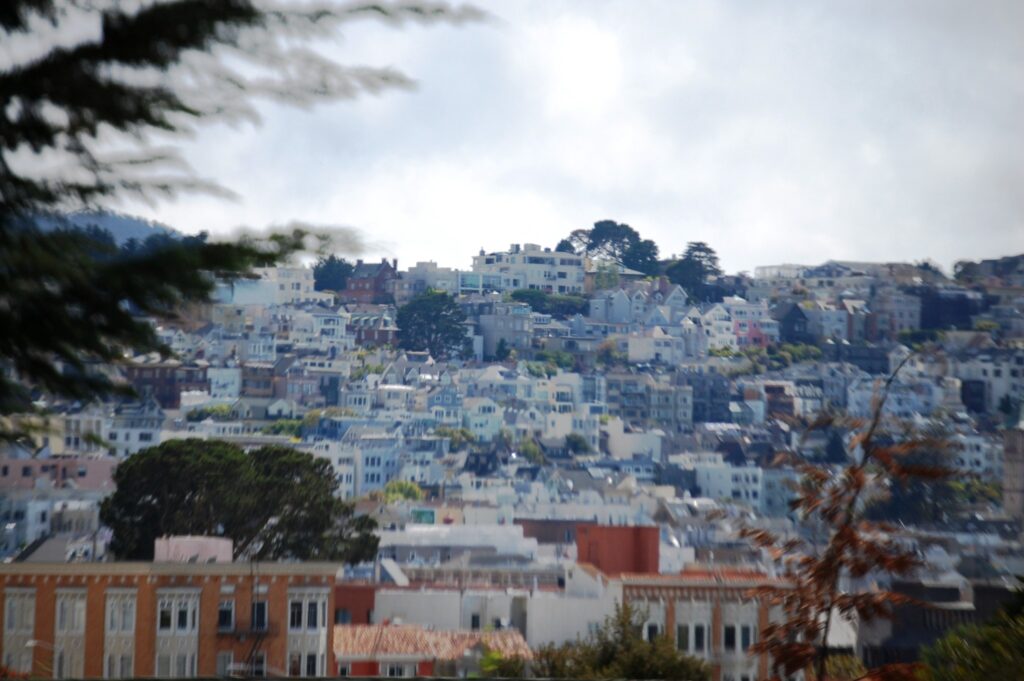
(122, 0, 1024, 273)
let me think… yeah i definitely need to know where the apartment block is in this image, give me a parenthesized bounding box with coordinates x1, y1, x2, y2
(0, 562, 339, 678)
(620, 569, 782, 681)
(471, 243, 585, 294)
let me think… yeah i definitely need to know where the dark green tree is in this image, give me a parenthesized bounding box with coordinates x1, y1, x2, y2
(0, 0, 475, 434)
(533, 601, 709, 681)
(863, 430, 961, 525)
(556, 220, 660, 276)
(920, 615, 1024, 681)
(555, 238, 576, 253)
(100, 440, 378, 562)
(313, 254, 354, 292)
(565, 432, 592, 454)
(665, 242, 723, 300)
(622, 237, 660, 276)
(509, 289, 588, 317)
(396, 289, 470, 359)
(494, 338, 512, 361)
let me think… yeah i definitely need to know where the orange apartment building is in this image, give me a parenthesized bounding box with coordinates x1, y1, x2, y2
(0, 562, 341, 678)
(619, 568, 786, 681)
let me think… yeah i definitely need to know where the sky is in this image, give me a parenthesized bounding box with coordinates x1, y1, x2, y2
(123, 0, 1024, 275)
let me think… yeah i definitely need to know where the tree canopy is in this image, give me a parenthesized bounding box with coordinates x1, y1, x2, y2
(863, 427, 961, 525)
(396, 289, 470, 359)
(509, 289, 589, 318)
(381, 479, 425, 503)
(99, 439, 378, 562)
(556, 220, 661, 276)
(313, 254, 354, 292)
(665, 242, 723, 300)
(920, 615, 1024, 681)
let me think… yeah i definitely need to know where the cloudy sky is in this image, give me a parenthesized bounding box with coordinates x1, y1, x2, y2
(125, 0, 1024, 275)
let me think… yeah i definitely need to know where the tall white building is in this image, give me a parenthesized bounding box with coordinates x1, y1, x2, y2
(471, 244, 585, 294)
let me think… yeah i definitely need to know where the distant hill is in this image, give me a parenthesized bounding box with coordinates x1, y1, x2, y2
(35, 210, 181, 245)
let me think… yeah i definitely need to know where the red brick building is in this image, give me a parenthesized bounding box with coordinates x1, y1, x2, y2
(122, 362, 208, 409)
(0, 562, 339, 678)
(340, 259, 398, 305)
(576, 524, 659, 577)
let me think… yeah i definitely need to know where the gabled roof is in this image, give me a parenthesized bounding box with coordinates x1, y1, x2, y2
(349, 260, 394, 279)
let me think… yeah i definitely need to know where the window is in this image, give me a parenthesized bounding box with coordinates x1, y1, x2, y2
(306, 653, 318, 677)
(694, 624, 705, 651)
(176, 603, 190, 631)
(119, 655, 132, 679)
(218, 600, 234, 631)
(741, 625, 753, 651)
(646, 623, 659, 641)
(335, 608, 351, 624)
(158, 601, 172, 631)
(470, 613, 481, 630)
(307, 601, 319, 629)
(156, 655, 171, 678)
(251, 602, 268, 631)
(289, 653, 302, 677)
(724, 625, 737, 651)
(677, 624, 689, 651)
(216, 652, 233, 677)
(252, 652, 267, 677)
(290, 601, 303, 629)
(387, 664, 407, 677)
(57, 595, 85, 633)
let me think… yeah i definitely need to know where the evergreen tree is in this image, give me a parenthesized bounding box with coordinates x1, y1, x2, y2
(665, 241, 723, 300)
(0, 1, 475, 434)
(396, 289, 470, 359)
(100, 439, 378, 561)
(313, 254, 354, 291)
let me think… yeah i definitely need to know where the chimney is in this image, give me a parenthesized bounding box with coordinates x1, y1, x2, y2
(392, 258, 398, 270)
(356, 259, 363, 266)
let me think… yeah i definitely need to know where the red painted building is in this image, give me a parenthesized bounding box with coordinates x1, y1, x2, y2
(576, 524, 659, 577)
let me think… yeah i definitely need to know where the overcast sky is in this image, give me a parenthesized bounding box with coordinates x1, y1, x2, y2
(124, 0, 1024, 275)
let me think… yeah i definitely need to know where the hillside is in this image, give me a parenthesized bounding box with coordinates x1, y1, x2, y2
(36, 210, 181, 244)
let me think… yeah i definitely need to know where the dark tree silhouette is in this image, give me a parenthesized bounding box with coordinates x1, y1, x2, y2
(100, 439, 378, 562)
(556, 220, 660, 276)
(665, 241, 723, 300)
(396, 289, 470, 359)
(0, 1, 477, 435)
(313, 254, 354, 291)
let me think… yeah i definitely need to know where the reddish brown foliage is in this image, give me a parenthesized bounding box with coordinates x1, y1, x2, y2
(743, 356, 954, 681)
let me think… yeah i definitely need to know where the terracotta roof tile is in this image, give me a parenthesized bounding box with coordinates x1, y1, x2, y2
(334, 624, 533, 661)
